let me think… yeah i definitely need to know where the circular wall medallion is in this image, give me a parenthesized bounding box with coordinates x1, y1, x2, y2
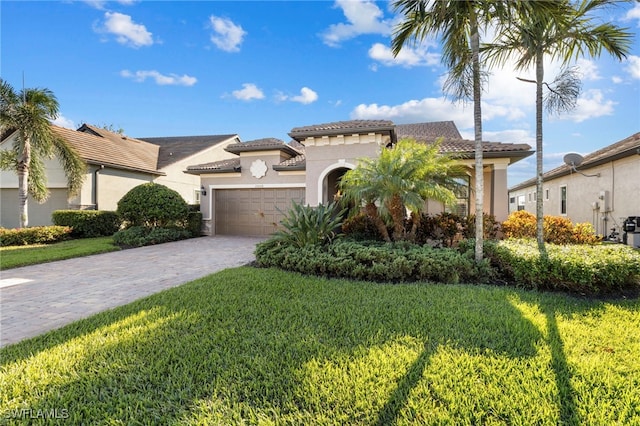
(250, 159, 268, 179)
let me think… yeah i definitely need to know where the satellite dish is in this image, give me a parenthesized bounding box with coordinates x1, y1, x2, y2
(563, 153, 584, 167)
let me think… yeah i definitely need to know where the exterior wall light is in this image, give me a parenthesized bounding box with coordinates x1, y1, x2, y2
(200, 185, 207, 196)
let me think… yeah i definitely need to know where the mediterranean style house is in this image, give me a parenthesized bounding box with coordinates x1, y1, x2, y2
(508, 132, 640, 237)
(187, 120, 533, 236)
(0, 124, 239, 229)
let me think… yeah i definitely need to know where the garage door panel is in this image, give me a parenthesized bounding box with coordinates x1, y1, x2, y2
(215, 188, 305, 236)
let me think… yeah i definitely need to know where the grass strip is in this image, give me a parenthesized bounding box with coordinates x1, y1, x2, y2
(1, 267, 639, 425)
(0, 237, 119, 270)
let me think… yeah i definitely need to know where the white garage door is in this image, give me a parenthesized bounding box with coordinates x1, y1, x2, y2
(214, 188, 305, 236)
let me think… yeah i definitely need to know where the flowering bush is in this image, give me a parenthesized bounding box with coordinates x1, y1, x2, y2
(502, 211, 600, 244)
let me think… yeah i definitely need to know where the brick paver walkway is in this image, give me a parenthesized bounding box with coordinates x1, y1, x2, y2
(0, 236, 263, 348)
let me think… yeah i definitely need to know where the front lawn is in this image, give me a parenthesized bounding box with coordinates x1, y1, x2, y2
(1, 267, 638, 424)
(0, 237, 119, 270)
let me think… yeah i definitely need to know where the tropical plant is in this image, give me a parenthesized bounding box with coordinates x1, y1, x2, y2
(272, 201, 346, 248)
(339, 139, 463, 242)
(391, 0, 509, 262)
(0, 79, 85, 227)
(482, 0, 633, 254)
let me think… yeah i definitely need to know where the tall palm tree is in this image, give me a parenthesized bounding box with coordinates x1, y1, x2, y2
(340, 139, 463, 242)
(483, 0, 633, 254)
(392, 0, 507, 263)
(0, 79, 85, 227)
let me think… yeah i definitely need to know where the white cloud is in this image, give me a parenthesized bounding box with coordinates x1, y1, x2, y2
(624, 2, 640, 26)
(368, 43, 439, 68)
(625, 55, 640, 79)
(321, 0, 391, 47)
(82, 0, 137, 9)
(575, 58, 600, 81)
(120, 70, 197, 86)
(553, 89, 615, 122)
(232, 83, 264, 101)
(290, 87, 318, 104)
(98, 12, 153, 48)
(52, 114, 76, 129)
(611, 76, 623, 84)
(209, 16, 246, 52)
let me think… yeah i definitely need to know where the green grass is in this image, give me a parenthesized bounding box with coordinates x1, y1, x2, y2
(1, 267, 639, 425)
(0, 237, 120, 270)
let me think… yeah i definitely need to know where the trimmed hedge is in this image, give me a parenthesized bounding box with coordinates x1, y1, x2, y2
(186, 211, 203, 237)
(52, 210, 121, 238)
(502, 211, 600, 244)
(117, 183, 189, 228)
(112, 226, 191, 248)
(255, 238, 488, 284)
(0, 226, 72, 247)
(482, 239, 640, 294)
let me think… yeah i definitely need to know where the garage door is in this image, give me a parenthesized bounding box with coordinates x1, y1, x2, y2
(214, 188, 305, 236)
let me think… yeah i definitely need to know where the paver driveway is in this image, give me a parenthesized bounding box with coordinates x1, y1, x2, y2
(0, 236, 264, 348)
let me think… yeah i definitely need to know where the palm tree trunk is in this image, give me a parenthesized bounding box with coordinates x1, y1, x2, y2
(471, 16, 484, 263)
(535, 50, 546, 257)
(17, 138, 30, 228)
(364, 202, 391, 242)
(388, 194, 406, 241)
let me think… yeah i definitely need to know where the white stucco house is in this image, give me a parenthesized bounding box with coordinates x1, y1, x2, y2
(508, 132, 640, 237)
(187, 120, 533, 236)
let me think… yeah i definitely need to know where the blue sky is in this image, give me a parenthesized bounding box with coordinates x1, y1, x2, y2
(2, 0, 639, 186)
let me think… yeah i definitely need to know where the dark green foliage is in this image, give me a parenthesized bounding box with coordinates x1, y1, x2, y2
(0, 226, 72, 246)
(411, 212, 463, 247)
(186, 211, 203, 237)
(461, 213, 501, 240)
(52, 210, 121, 238)
(117, 183, 189, 228)
(112, 226, 191, 248)
(273, 201, 346, 247)
(256, 238, 486, 284)
(341, 211, 387, 241)
(480, 239, 640, 294)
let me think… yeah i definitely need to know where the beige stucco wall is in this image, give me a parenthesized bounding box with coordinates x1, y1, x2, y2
(508, 154, 640, 235)
(1, 188, 69, 228)
(93, 168, 155, 211)
(155, 138, 239, 204)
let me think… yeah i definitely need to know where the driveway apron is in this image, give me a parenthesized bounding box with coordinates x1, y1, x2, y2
(0, 236, 263, 348)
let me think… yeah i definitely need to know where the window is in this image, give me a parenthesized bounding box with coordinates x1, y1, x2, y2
(528, 193, 532, 202)
(517, 195, 525, 211)
(545, 189, 549, 201)
(445, 176, 470, 216)
(509, 197, 516, 204)
(533, 192, 537, 201)
(560, 186, 567, 215)
(194, 189, 201, 204)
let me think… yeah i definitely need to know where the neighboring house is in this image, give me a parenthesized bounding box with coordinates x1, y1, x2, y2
(508, 132, 640, 236)
(0, 124, 239, 229)
(187, 120, 533, 236)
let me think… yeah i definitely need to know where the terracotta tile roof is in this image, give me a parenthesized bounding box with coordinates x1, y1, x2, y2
(52, 125, 162, 175)
(510, 131, 640, 191)
(274, 154, 306, 171)
(427, 138, 533, 155)
(396, 121, 462, 140)
(225, 137, 302, 156)
(138, 134, 238, 169)
(289, 120, 395, 141)
(186, 157, 241, 174)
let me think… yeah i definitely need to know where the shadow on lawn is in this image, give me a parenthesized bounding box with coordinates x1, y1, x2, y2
(2, 268, 629, 424)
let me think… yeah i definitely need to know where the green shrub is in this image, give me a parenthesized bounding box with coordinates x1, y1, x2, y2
(112, 226, 191, 248)
(485, 239, 640, 293)
(117, 183, 189, 228)
(52, 210, 121, 238)
(341, 211, 386, 241)
(255, 238, 485, 284)
(412, 212, 462, 247)
(461, 213, 502, 240)
(502, 211, 600, 244)
(185, 211, 203, 237)
(273, 201, 346, 247)
(0, 226, 72, 246)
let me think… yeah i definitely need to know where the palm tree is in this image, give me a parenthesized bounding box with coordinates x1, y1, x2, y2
(340, 139, 463, 242)
(391, 0, 508, 262)
(0, 79, 85, 227)
(483, 0, 633, 254)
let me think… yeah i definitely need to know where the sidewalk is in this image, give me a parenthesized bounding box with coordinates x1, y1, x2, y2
(0, 236, 263, 348)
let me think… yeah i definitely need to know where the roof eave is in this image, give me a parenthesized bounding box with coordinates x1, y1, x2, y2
(288, 126, 395, 142)
(86, 160, 165, 176)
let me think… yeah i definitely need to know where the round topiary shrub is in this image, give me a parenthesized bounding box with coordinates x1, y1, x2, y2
(117, 183, 189, 228)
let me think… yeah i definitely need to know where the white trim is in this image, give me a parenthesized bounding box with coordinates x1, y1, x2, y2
(208, 183, 306, 189)
(316, 162, 356, 205)
(277, 171, 306, 176)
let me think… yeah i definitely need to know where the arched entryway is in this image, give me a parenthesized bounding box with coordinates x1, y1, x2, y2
(317, 162, 355, 205)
